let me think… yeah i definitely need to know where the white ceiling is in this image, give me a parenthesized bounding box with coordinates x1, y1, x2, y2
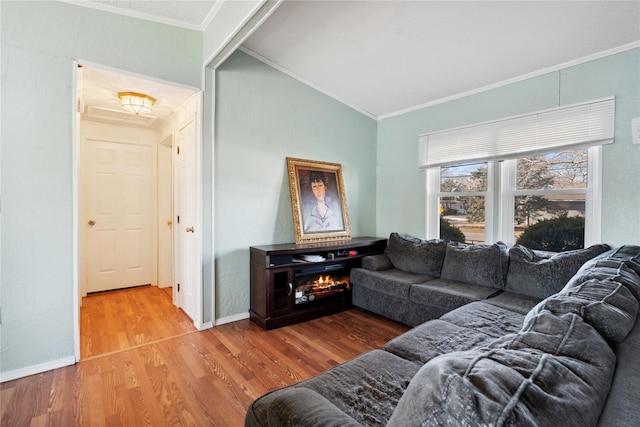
(78, 64, 196, 128)
(243, 1, 640, 118)
(75, 0, 640, 120)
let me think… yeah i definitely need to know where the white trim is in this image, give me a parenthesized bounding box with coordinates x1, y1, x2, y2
(72, 61, 81, 362)
(239, 47, 377, 120)
(202, 1, 225, 31)
(380, 41, 639, 121)
(585, 146, 603, 246)
(59, 0, 205, 31)
(0, 357, 76, 383)
(215, 312, 250, 326)
(209, 68, 217, 331)
(500, 160, 516, 245)
(77, 59, 200, 93)
(195, 91, 205, 331)
(484, 162, 495, 244)
(425, 168, 440, 240)
(205, 0, 283, 72)
(197, 321, 214, 331)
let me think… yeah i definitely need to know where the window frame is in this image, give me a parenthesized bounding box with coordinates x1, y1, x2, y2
(426, 146, 602, 246)
(427, 162, 495, 243)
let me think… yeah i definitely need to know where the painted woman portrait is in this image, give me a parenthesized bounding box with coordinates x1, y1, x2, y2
(303, 170, 344, 233)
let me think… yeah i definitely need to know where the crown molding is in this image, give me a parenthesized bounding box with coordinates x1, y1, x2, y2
(59, 0, 205, 31)
(378, 40, 640, 121)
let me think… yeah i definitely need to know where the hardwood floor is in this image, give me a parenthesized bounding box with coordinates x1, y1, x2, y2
(1, 307, 409, 426)
(80, 285, 196, 359)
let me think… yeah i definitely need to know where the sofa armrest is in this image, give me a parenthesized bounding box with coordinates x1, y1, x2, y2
(266, 388, 361, 427)
(362, 254, 393, 271)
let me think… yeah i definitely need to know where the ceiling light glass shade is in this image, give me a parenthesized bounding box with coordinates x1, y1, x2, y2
(118, 92, 156, 115)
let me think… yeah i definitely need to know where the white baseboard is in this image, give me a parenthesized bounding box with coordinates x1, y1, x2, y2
(1, 356, 76, 383)
(196, 320, 214, 331)
(215, 311, 250, 326)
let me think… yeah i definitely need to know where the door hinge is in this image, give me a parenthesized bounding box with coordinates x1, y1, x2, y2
(177, 215, 180, 224)
(177, 145, 180, 155)
(177, 283, 180, 292)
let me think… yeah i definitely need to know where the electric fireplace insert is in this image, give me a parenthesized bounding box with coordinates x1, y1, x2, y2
(294, 262, 350, 305)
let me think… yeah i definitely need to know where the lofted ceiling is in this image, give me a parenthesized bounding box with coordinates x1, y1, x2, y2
(74, 0, 640, 121)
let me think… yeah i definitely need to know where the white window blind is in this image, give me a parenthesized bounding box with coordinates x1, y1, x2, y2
(419, 97, 615, 169)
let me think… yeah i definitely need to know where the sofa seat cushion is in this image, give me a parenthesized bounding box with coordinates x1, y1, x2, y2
(388, 311, 615, 427)
(410, 279, 499, 313)
(265, 388, 361, 427)
(440, 241, 509, 289)
(384, 233, 448, 276)
(245, 349, 420, 427)
(505, 244, 610, 299)
(350, 268, 433, 300)
(439, 301, 525, 337)
(384, 319, 507, 364)
(597, 315, 640, 426)
(484, 291, 542, 314)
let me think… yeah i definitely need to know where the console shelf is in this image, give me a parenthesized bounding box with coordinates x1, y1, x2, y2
(249, 237, 387, 330)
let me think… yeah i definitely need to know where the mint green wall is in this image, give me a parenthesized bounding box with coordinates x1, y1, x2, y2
(377, 49, 640, 247)
(214, 51, 377, 318)
(3, 1, 202, 88)
(1, 2, 202, 376)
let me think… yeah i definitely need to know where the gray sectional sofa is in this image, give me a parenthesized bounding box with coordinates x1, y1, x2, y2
(245, 233, 640, 426)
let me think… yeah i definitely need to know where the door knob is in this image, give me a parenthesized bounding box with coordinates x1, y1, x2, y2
(186, 226, 194, 233)
(88, 220, 95, 226)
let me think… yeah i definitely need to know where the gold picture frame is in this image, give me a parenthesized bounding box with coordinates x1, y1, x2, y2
(286, 157, 351, 243)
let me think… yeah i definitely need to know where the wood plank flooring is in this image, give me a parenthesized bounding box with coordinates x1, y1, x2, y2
(1, 302, 409, 426)
(80, 285, 196, 359)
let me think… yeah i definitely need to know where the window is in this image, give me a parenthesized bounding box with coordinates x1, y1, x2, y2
(427, 148, 599, 248)
(438, 162, 489, 243)
(420, 98, 613, 248)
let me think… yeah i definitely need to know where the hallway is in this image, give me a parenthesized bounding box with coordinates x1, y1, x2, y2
(80, 285, 196, 359)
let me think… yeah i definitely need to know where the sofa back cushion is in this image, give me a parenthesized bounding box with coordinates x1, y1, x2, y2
(384, 233, 447, 276)
(609, 245, 640, 275)
(526, 278, 639, 344)
(505, 244, 610, 299)
(440, 242, 508, 289)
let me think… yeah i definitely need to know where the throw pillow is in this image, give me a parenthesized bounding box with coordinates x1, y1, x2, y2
(505, 244, 610, 299)
(384, 233, 447, 276)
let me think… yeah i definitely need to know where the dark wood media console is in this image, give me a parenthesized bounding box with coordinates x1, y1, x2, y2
(249, 237, 387, 330)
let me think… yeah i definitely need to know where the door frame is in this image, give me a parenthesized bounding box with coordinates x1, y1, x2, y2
(72, 60, 206, 361)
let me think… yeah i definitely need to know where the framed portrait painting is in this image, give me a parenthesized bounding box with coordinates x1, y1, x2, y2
(286, 157, 351, 243)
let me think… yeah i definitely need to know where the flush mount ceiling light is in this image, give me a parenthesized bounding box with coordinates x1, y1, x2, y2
(118, 91, 156, 115)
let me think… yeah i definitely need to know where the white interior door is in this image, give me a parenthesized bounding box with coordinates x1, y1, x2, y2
(84, 137, 157, 293)
(175, 117, 198, 322)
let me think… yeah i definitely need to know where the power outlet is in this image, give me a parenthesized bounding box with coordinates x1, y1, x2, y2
(633, 117, 640, 145)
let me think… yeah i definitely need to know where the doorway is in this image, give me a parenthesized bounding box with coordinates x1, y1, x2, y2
(75, 62, 202, 359)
